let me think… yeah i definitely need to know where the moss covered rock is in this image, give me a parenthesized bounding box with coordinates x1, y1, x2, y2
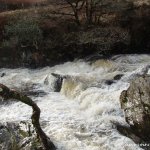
(0, 121, 43, 150)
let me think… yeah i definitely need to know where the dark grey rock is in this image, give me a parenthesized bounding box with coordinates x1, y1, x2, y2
(116, 124, 150, 150)
(0, 121, 43, 150)
(113, 74, 123, 80)
(120, 75, 150, 141)
(105, 80, 115, 85)
(51, 73, 68, 92)
(1, 73, 6, 77)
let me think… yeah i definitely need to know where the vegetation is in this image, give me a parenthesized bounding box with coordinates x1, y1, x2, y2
(53, 0, 132, 25)
(4, 18, 43, 50)
(0, 0, 149, 68)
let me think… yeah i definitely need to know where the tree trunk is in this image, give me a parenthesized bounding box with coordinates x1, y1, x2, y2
(74, 10, 80, 25)
(85, 0, 94, 24)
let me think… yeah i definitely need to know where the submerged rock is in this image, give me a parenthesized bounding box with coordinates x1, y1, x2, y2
(105, 80, 115, 85)
(113, 74, 123, 80)
(116, 124, 142, 144)
(19, 83, 47, 97)
(1, 73, 6, 77)
(116, 124, 150, 150)
(120, 75, 150, 141)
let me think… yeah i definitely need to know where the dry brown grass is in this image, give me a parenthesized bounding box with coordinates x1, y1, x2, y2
(0, 0, 47, 4)
(0, 2, 71, 17)
(0, 3, 74, 35)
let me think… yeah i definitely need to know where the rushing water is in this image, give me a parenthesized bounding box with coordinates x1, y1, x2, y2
(0, 54, 150, 150)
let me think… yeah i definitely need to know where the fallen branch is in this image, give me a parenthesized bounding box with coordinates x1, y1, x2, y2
(0, 84, 56, 150)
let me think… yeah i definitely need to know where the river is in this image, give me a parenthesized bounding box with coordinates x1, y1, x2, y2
(1, 54, 150, 150)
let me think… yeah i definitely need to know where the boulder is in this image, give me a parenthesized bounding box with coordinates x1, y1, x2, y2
(120, 75, 150, 140)
(0, 121, 43, 150)
(51, 73, 64, 92)
(113, 74, 123, 80)
(44, 73, 71, 92)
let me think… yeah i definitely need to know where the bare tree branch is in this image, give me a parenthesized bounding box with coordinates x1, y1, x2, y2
(0, 83, 56, 150)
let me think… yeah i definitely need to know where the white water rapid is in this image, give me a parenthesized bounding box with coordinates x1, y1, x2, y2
(0, 54, 150, 150)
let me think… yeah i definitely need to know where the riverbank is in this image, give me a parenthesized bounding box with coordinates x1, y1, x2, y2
(0, 1, 150, 68)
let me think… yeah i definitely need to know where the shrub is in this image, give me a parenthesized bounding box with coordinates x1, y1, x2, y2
(4, 18, 43, 50)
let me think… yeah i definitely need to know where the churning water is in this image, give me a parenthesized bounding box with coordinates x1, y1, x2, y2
(0, 54, 150, 150)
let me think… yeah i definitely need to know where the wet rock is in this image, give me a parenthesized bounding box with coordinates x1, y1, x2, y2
(19, 83, 47, 97)
(105, 80, 115, 85)
(116, 124, 142, 144)
(51, 73, 68, 92)
(21, 85, 47, 97)
(120, 75, 150, 141)
(24, 90, 47, 97)
(113, 74, 123, 80)
(116, 124, 150, 150)
(44, 73, 67, 92)
(1, 73, 6, 77)
(0, 98, 15, 105)
(0, 121, 43, 150)
(140, 64, 150, 75)
(44, 75, 49, 85)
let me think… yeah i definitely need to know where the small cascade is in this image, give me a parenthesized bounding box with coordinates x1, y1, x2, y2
(0, 54, 150, 150)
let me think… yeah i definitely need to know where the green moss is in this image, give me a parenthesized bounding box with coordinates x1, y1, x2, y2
(19, 129, 28, 138)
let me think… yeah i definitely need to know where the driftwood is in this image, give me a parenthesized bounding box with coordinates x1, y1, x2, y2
(0, 84, 56, 150)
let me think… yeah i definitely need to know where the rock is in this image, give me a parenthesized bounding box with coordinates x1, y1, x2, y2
(44, 73, 70, 92)
(113, 74, 123, 80)
(51, 73, 68, 92)
(104, 73, 124, 86)
(0, 121, 43, 150)
(74, 132, 93, 138)
(120, 75, 150, 140)
(18, 83, 47, 97)
(1, 73, 6, 77)
(116, 124, 142, 144)
(140, 64, 150, 75)
(23, 90, 47, 97)
(44, 75, 49, 85)
(105, 80, 115, 85)
(116, 124, 150, 150)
